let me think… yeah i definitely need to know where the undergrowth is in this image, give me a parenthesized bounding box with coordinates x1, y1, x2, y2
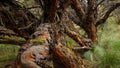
(84, 17, 120, 68)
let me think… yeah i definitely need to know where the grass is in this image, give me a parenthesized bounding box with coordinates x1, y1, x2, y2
(98, 17, 120, 68)
(98, 50, 120, 68)
(84, 16, 120, 68)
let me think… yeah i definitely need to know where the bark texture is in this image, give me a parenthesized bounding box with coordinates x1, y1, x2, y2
(0, 0, 120, 68)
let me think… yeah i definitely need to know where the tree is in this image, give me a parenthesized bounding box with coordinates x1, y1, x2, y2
(0, 0, 120, 68)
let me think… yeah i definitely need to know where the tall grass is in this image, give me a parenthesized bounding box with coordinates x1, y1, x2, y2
(84, 17, 120, 68)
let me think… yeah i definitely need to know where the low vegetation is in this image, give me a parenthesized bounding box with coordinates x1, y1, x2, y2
(84, 17, 120, 68)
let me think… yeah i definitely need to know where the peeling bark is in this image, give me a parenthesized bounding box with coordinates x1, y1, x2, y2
(53, 42, 79, 68)
(0, 0, 120, 68)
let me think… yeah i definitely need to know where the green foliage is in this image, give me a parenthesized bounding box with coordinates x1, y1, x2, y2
(98, 50, 120, 68)
(84, 17, 120, 68)
(84, 50, 93, 61)
(0, 44, 19, 67)
(84, 45, 120, 68)
(65, 35, 77, 49)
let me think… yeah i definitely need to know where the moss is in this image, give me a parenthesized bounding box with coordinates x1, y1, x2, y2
(30, 38, 46, 43)
(0, 44, 19, 67)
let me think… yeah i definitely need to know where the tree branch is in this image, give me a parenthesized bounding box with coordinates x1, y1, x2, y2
(0, 38, 25, 45)
(64, 26, 91, 47)
(67, 12, 81, 25)
(96, 2, 120, 27)
(94, 0, 105, 10)
(71, 0, 85, 23)
(46, 0, 58, 22)
(86, 0, 96, 23)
